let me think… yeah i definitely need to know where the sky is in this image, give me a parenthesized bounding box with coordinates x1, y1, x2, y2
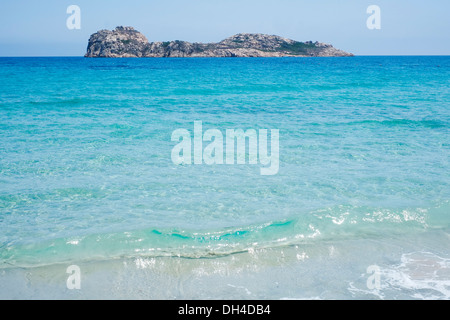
(0, 0, 449, 56)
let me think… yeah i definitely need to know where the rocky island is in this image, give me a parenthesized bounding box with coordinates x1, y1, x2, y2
(85, 26, 353, 58)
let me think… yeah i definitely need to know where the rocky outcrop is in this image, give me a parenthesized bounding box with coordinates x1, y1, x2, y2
(85, 26, 353, 58)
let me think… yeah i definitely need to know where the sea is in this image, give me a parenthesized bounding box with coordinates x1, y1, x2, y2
(0, 56, 449, 299)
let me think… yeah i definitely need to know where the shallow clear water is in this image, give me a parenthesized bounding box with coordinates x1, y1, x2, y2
(0, 56, 449, 299)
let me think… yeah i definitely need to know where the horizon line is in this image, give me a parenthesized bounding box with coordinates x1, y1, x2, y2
(1, 55, 449, 58)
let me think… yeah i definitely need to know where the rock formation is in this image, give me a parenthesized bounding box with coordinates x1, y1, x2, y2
(85, 26, 353, 58)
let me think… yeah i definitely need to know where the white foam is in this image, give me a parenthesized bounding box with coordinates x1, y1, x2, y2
(380, 252, 450, 299)
(349, 251, 450, 299)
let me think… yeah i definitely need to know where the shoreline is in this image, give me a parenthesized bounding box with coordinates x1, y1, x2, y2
(1, 229, 448, 299)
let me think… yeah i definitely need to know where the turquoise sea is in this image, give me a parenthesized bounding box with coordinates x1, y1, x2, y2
(0, 56, 449, 299)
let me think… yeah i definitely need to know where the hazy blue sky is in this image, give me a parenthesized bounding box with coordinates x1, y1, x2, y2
(0, 0, 449, 56)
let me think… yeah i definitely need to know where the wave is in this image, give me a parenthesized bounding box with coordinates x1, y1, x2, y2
(27, 98, 98, 107)
(1, 202, 447, 269)
(347, 119, 448, 129)
(306, 119, 448, 129)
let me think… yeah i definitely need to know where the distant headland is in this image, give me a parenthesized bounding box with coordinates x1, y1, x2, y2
(85, 26, 353, 58)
